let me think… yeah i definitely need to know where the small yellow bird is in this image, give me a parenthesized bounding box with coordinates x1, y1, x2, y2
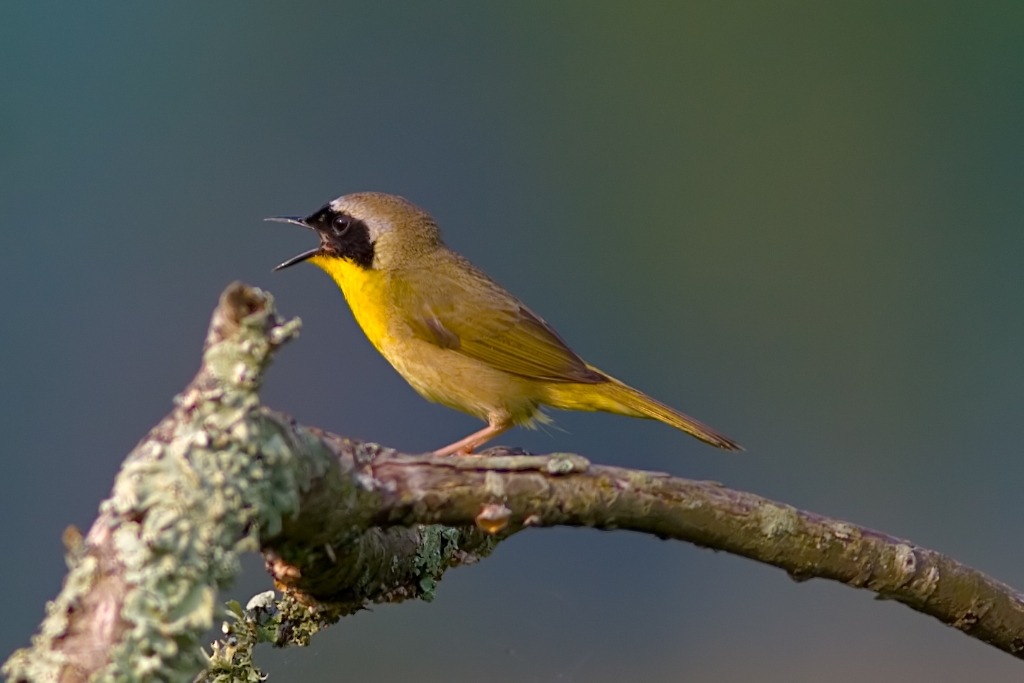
(270, 192, 740, 455)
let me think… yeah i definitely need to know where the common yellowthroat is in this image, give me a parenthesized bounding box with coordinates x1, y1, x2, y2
(270, 192, 740, 455)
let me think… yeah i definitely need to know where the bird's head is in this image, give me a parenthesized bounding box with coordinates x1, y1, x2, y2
(269, 192, 442, 272)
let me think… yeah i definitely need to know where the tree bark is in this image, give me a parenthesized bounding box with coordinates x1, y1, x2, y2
(5, 283, 1023, 683)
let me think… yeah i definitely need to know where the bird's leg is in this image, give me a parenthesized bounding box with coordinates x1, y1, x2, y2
(433, 421, 511, 456)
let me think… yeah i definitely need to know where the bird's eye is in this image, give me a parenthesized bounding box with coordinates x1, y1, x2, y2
(332, 215, 351, 234)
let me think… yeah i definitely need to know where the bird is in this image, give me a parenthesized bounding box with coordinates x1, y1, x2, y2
(269, 192, 741, 455)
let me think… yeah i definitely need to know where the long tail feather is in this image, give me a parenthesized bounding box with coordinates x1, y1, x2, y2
(601, 380, 743, 451)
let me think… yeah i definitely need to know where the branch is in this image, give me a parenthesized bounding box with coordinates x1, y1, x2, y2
(265, 443, 1024, 659)
(5, 283, 1023, 683)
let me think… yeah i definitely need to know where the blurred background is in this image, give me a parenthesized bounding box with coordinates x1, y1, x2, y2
(2, 2, 1023, 681)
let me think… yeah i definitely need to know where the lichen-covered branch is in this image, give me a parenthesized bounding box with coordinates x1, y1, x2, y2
(6, 283, 1024, 683)
(3, 284, 318, 683)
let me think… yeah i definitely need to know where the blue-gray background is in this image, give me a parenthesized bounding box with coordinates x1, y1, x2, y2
(2, 3, 1023, 681)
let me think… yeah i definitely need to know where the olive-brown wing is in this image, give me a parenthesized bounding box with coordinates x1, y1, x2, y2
(392, 264, 606, 384)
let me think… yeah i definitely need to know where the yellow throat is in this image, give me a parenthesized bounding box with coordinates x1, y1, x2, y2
(310, 254, 390, 354)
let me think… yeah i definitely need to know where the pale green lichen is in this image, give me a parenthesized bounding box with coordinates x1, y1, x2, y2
(200, 587, 361, 683)
(544, 453, 590, 475)
(198, 524, 495, 682)
(200, 594, 278, 683)
(101, 312, 303, 681)
(756, 502, 799, 538)
(828, 521, 859, 542)
(3, 288, 324, 683)
(202, 545, 445, 682)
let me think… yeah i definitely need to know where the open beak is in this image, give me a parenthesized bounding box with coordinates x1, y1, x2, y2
(266, 216, 320, 271)
(272, 247, 320, 271)
(265, 216, 314, 229)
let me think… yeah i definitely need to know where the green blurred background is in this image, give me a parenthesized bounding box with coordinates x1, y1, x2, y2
(2, 2, 1023, 680)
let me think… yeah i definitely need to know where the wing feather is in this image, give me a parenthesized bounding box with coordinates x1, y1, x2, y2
(394, 261, 606, 384)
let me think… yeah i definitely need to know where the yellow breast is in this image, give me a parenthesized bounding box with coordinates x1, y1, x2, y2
(308, 253, 546, 426)
(310, 255, 391, 352)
